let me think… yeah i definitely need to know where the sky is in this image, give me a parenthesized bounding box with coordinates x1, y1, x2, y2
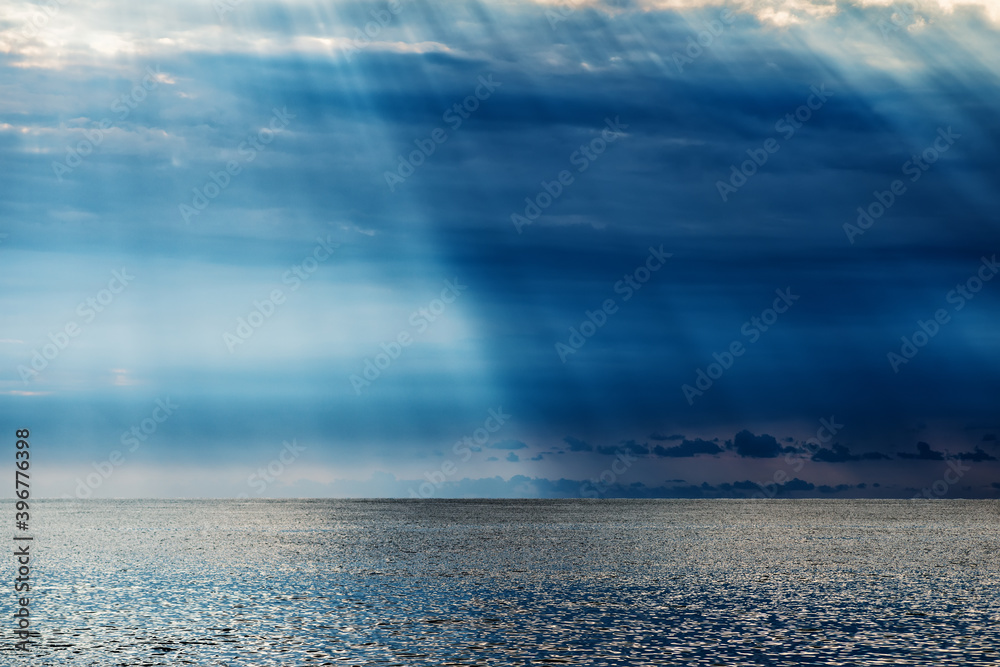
(1, 0, 999, 499)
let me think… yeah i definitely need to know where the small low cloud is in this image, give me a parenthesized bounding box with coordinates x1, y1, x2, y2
(953, 448, 996, 462)
(812, 444, 857, 463)
(490, 439, 527, 450)
(653, 438, 722, 458)
(782, 478, 816, 492)
(717, 478, 816, 495)
(563, 436, 592, 452)
(732, 430, 787, 458)
(649, 433, 684, 441)
(898, 442, 945, 460)
(597, 440, 649, 456)
(506, 452, 519, 462)
(812, 444, 892, 463)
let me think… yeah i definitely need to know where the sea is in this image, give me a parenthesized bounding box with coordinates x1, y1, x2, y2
(2, 499, 999, 665)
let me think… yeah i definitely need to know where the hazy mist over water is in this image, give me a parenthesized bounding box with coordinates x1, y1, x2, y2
(3, 499, 999, 665)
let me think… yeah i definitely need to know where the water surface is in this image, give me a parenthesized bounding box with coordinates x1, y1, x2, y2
(3, 499, 999, 665)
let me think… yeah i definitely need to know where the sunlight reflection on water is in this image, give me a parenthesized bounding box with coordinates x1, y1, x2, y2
(4, 499, 999, 665)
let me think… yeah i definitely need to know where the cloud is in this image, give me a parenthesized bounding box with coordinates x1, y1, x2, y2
(718, 477, 815, 495)
(652, 438, 722, 457)
(782, 478, 816, 492)
(953, 448, 997, 462)
(649, 433, 684, 441)
(506, 452, 519, 462)
(812, 444, 892, 463)
(490, 439, 527, 450)
(288, 472, 989, 499)
(898, 442, 945, 460)
(722, 480, 760, 491)
(598, 440, 649, 456)
(569, 0, 1000, 25)
(563, 436, 593, 451)
(732, 430, 785, 458)
(812, 444, 857, 462)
